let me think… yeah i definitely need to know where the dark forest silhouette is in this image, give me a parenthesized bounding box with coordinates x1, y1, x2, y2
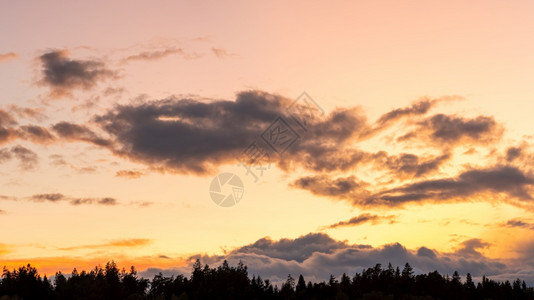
(1, 260, 533, 299)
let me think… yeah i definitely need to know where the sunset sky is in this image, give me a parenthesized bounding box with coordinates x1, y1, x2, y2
(1, 0, 534, 285)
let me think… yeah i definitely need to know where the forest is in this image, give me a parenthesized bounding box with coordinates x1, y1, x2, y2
(1, 260, 533, 300)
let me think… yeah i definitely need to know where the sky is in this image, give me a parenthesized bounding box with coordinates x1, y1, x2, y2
(1, 0, 534, 285)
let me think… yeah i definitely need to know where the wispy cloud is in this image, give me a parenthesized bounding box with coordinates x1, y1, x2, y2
(121, 48, 200, 63)
(29, 193, 119, 206)
(0, 52, 18, 62)
(211, 48, 238, 58)
(115, 170, 144, 179)
(58, 238, 152, 251)
(323, 213, 397, 229)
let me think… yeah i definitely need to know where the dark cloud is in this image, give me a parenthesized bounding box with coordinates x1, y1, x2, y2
(94, 91, 294, 174)
(293, 166, 534, 207)
(45, 91, 492, 179)
(371, 97, 456, 134)
(0, 110, 18, 145)
(52, 121, 111, 146)
(39, 50, 116, 97)
(375, 151, 451, 178)
(417, 247, 437, 258)
(11, 145, 38, 170)
(18, 125, 55, 144)
(30, 193, 118, 206)
(507, 146, 523, 162)
(0, 52, 18, 62)
(399, 114, 502, 147)
(502, 219, 534, 230)
(291, 175, 368, 203)
(455, 239, 491, 258)
(367, 166, 534, 206)
(324, 213, 397, 229)
(234, 233, 352, 263)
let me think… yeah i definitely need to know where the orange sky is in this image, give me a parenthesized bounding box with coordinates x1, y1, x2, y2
(1, 0, 534, 283)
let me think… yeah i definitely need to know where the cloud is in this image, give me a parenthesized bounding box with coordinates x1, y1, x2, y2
(0, 110, 18, 145)
(58, 238, 151, 251)
(232, 233, 354, 263)
(292, 175, 368, 202)
(324, 213, 397, 229)
(30, 193, 118, 206)
(0, 52, 18, 62)
(399, 114, 502, 147)
(7, 105, 47, 121)
(38, 50, 116, 97)
(94, 90, 295, 174)
(455, 239, 491, 258)
(115, 170, 144, 179)
(367, 166, 534, 206)
(69, 197, 118, 206)
(121, 48, 196, 63)
(211, 48, 238, 58)
(10, 145, 38, 170)
(91, 91, 476, 175)
(147, 233, 509, 286)
(18, 125, 55, 144)
(52, 121, 111, 146)
(375, 151, 451, 178)
(293, 166, 534, 208)
(370, 96, 461, 133)
(31, 193, 65, 202)
(501, 218, 534, 230)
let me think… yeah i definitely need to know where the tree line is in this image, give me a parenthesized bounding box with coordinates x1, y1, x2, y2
(1, 260, 533, 299)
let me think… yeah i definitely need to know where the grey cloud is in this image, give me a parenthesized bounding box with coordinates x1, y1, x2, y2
(31, 193, 65, 202)
(52, 121, 111, 146)
(455, 239, 491, 259)
(367, 166, 534, 206)
(18, 125, 55, 143)
(39, 50, 116, 97)
(324, 213, 396, 229)
(507, 146, 523, 162)
(371, 97, 441, 134)
(417, 247, 437, 258)
(502, 219, 534, 230)
(291, 175, 368, 204)
(11, 145, 38, 170)
(234, 233, 352, 263)
(400, 114, 502, 147)
(143, 233, 510, 287)
(375, 151, 451, 178)
(30, 193, 118, 206)
(70, 197, 117, 206)
(94, 91, 294, 174)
